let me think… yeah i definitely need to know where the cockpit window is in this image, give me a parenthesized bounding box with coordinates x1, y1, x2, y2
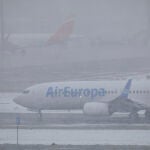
(23, 90, 30, 94)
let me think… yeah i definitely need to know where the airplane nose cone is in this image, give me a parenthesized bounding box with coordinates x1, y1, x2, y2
(13, 95, 30, 108)
(13, 95, 24, 106)
(13, 96, 20, 104)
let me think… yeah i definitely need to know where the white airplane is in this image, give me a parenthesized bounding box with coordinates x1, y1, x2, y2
(13, 79, 150, 120)
(1, 17, 79, 55)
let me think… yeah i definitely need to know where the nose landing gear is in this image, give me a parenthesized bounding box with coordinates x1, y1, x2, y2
(129, 111, 139, 121)
(38, 110, 43, 121)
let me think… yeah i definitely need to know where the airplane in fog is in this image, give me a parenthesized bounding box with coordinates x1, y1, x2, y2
(1, 17, 80, 55)
(13, 79, 150, 120)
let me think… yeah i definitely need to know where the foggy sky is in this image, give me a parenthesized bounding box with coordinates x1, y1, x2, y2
(1, 0, 150, 67)
(2, 0, 148, 37)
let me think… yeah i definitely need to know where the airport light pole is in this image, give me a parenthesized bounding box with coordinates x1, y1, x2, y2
(17, 125, 19, 145)
(0, 0, 4, 68)
(0, 0, 4, 49)
(146, 0, 150, 44)
(16, 115, 21, 145)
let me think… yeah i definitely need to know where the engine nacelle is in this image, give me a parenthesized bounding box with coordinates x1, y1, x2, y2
(83, 102, 109, 115)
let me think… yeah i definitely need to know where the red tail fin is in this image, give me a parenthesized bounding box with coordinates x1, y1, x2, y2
(48, 17, 74, 44)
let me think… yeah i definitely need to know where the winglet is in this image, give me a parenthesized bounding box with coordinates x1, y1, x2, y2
(120, 79, 132, 98)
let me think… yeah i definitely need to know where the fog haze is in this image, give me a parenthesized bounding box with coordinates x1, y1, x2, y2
(1, 2, 150, 149)
(0, 0, 150, 90)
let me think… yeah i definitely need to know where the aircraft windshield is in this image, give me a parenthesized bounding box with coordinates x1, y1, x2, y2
(23, 90, 30, 94)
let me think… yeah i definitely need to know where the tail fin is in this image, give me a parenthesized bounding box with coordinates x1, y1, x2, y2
(48, 17, 74, 44)
(120, 79, 132, 99)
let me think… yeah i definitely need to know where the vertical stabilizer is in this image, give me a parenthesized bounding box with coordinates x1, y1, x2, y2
(48, 17, 74, 44)
(120, 79, 132, 98)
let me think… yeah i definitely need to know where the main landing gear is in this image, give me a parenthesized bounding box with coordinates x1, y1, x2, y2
(145, 110, 150, 121)
(129, 111, 139, 121)
(38, 109, 43, 121)
(129, 110, 150, 122)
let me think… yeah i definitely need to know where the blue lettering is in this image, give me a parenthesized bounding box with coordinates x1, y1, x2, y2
(98, 88, 105, 96)
(46, 87, 54, 97)
(83, 89, 90, 97)
(91, 88, 98, 99)
(46, 86, 106, 98)
(64, 87, 71, 97)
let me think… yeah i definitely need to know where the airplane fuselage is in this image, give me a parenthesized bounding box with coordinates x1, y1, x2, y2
(13, 80, 150, 112)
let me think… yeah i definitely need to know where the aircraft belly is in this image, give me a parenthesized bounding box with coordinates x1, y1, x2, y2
(43, 94, 112, 110)
(44, 97, 84, 110)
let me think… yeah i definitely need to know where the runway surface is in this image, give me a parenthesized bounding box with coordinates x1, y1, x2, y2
(1, 129, 150, 145)
(0, 92, 150, 146)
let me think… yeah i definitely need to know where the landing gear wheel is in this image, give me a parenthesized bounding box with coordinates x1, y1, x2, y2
(129, 112, 139, 121)
(145, 110, 150, 121)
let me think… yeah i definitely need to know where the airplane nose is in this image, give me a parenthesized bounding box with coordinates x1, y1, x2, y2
(13, 95, 24, 106)
(13, 96, 20, 104)
(13, 95, 30, 108)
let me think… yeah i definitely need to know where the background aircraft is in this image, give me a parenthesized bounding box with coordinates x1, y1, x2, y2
(0, 17, 81, 55)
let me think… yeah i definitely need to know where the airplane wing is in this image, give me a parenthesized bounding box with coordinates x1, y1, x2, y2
(108, 79, 146, 114)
